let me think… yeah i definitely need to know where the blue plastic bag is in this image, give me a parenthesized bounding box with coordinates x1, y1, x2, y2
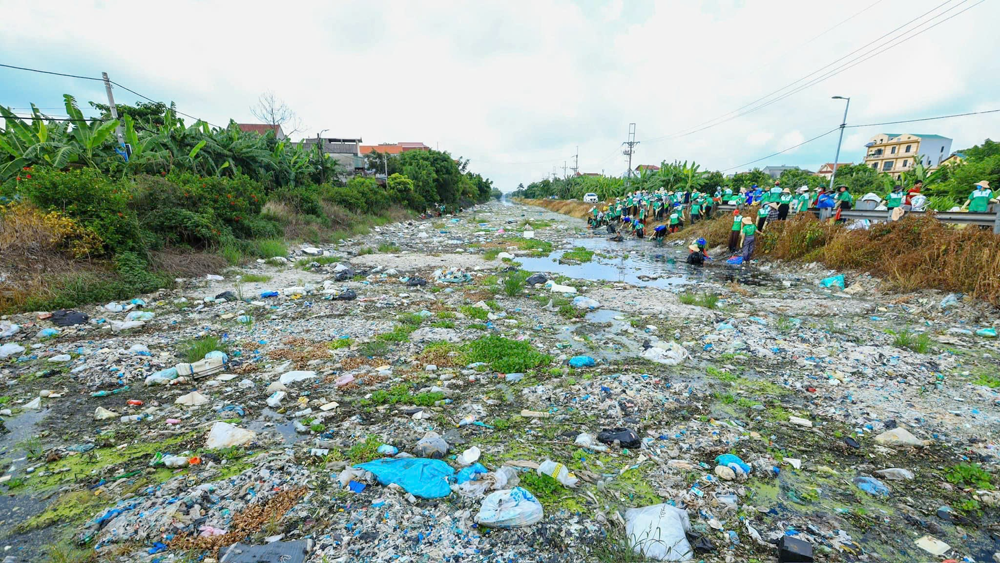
(568, 356, 596, 368)
(355, 458, 455, 499)
(820, 274, 845, 289)
(456, 463, 489, 484)
(725, 256, 743, 265)
(715, 454, 751, 476)
(853, 476, 889, 497)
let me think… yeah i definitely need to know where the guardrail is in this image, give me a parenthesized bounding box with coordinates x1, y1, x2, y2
(714, 204, 1000, 234)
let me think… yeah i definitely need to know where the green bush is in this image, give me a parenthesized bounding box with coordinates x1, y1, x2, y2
(462, 335, 551, 372)
(324, 177, 391, 214)
(272, 185, 325, 217)
(16, 167, 142, 254)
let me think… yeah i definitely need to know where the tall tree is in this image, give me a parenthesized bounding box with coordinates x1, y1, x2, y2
(249, 92, 301, 136)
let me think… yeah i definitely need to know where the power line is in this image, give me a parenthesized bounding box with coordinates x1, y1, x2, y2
(0, 63, 104, 82)
(645, 0, 974, 144)
(6, 115, 108, 123)
(109, 80, 225, 128)
(722, 128, 841, 173)
(846, 108, 1000, 128)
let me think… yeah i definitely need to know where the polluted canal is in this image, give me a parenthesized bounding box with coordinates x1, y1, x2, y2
(0, 199, 998, 562)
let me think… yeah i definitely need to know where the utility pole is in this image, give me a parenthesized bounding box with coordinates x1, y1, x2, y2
(101, 72, 126, 149)
(563, 161, 568, 179)
(317, 129, 328, 184)
(383, 153, 388, 180)
(829, 96, 851, 192)
(622, 123, 639, 190)
(571, 146, 579, 176)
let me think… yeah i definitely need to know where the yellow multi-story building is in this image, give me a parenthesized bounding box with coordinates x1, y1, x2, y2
(862, 133, 953, 180)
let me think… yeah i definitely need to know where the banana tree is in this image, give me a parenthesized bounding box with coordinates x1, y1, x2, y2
(63, 95, 119, 167)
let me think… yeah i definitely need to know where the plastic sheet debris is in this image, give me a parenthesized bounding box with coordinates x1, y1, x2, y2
(205, 422, 256, 449)
(0, 323, 20, 338)
(716, 454, 751, 476)
(475, 487, 544, 528)
(176, 355, 225, 379)
(641, 341, 689, 365)
(625, 504, 693, 561)
(125, 310, 154, 322)
(875, 468, 914, 481)
(525, 273, 547, 285)
(854, 476, 890, 496)
(819, 274, 845, 289)
(457, 446, 482, 466)
(37, 328, 60, 338)
(572, 296, 600, 310)
(219, 540, 309, 563)
(355, 458, 455, 499)
(546, 282, 578, 294)
(537, 459, 579, 487)
(175, 391, 210, 407)
(278, 370, 317, 385)
(939, 293, 961, 308)
(914, 535, 950, 556)
(0, 343, 24, 359)
(51, 309, 88, 326)
(377, 444, 399, 456)
(874, 427, 924, 447)
(568, 355, 596, 368)
(574, 433, 608, 452)
(597, 428, 641, 449)
(23, 397, 42, 410)
(94, 407, 118, 420)
(145, 367, 179, 386)
(976, 327, 997, 338)
(414, 431, 450, 458)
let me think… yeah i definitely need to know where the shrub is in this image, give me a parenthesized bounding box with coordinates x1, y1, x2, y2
(462, 335, 551, 372)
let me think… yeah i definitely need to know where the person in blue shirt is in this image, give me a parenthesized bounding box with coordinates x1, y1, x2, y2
(816, 189, 836, 221)
(751, 184, 764, 204)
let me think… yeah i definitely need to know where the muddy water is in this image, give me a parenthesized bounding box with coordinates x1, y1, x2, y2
(517, 235, 772, 288)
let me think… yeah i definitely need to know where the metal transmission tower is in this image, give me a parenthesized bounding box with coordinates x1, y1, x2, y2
(622, 123, 639, 189)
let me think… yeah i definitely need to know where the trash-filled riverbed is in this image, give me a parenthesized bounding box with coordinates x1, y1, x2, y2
(0, 200, 998, 562)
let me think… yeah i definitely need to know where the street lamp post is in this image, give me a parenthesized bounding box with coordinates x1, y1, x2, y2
(829, 96, 850, 192)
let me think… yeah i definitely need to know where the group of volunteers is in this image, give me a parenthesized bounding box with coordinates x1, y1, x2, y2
(586, 177, 997, 266)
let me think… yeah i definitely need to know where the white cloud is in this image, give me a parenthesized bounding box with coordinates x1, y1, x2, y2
(1, 0, 999, 190)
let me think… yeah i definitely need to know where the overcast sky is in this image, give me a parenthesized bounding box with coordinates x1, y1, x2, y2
(2, 0, 998, 191)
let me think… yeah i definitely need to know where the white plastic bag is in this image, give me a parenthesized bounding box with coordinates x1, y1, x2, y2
(475, 487, 544, 528)
(204, 422, 255, 449)
(640, 342, 689, 366)
(538, 460, 579, 488)
(625, 504, 694, 561)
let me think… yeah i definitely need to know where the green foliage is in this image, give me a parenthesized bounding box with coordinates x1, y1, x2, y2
(348, 435, 383, 464)
(503, 270, 530, 297)
(462, 335, 551, 372)
(181, 335, 228, 363)
(329, 338, 352, 350)
(561, 247, 594, 263)
(249, 238, 288, 259)
(887, 327, 931, 353)
(239, 273, 271, 283)
(946, 463, 992, 489)
(460, 305, 490, 321)
(678, 291, 718, 309)
(707, 366, 739, 382)
(973, 373, 1000, 388)
(362, 384, 445, 407)
(360, 340, 390, 357)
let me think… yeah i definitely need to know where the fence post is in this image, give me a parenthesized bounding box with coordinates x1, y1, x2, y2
(993, 210, 1000, 235)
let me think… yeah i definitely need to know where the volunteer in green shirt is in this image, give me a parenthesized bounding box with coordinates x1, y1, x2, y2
(653, 198, 663, 219)
(728, 210, 742, 252)
(962, 180, 995, 213)
(884, 185, 905, 210)
(739, 216, 757, 264)
(668, 210, 682, 233)
(756, 203, 769, 231)
(778, 188, 793, 220)
(690, 199, 702, 224)
(793, 187, 810, 214)
(836, 185, 854, 210)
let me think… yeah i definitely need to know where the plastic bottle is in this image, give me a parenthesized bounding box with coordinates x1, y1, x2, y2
(537, 460, 579, 488)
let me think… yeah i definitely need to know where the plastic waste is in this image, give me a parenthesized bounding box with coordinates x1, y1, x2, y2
(546, 282, 577, 294)
(0, 343, 25, 359)
(218, 541, 309, 563)
(205, 422, 256, 449)
(715, 454, 751, 476)
(125, 311, 155, 322)
(625, 504, 694, 561)
(266, 391, 287, 407)
(976, 327, 997, 338)
(914, 535, 950, 556)
(145, 367, 179, 386)
(525, 273, 547, 285)
(725, 256, 744, 265)
(355, 458, 455, 499)
(414, 431, 450, 458)
(175, 391, 210, 407)
(260, 291, 279, 298)
(572, 296, 600, 310)
(111, 321, 144, 332)
(875, 468, 914, 481)
(939, 293, 961, 308)
(94, 407, 118, 420)
(568, 355, 596, 368)
(37, 328, 60, 338)
(640, 342, 689, 365)
(457, 446, 482, 466)
(175, 356, 225, 379)
(874, 427, 924, 446)
(1, 323, 21, 338)
(854, 476, 890, 496)
(163, 455, 189, 468)
(456, 463, 489, 484)
(128, 344, 151, 356)
(778, 535, 813, 563)
(51, 309, 89, 326)
(574, 433, 608, 452)
(537, 460, 579, 488)
(48, 354, 71, 362)
(278, 370, 317, 385)
(475, 487, 544, 528)
(819, 274, 845, 289)
(376, 444, 399, 456)
(597, 428, 641, 449)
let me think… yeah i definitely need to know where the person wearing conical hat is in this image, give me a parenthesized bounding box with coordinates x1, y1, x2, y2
(778, 187, 793, 220)
(739, 216, 757, 264)
(962, 181, 995, 213)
